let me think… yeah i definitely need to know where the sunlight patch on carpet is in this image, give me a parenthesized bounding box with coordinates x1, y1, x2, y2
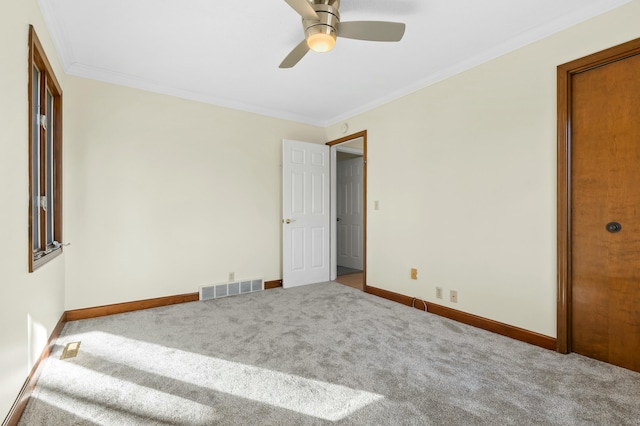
(60, 331, 384, 421)
(34, 361, 221, 424)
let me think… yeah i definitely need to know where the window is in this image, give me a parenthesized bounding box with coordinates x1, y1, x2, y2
(29, 26, 63, 272)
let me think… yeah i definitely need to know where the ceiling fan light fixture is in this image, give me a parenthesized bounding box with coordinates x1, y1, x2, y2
(281, 0, 405, 68)
(302, 3, 339, 54)
(307, 32, 336, 52)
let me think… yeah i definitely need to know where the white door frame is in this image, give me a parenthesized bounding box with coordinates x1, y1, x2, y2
(328, 131, 367, 283)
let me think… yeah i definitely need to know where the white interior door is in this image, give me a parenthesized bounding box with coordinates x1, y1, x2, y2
(337, 157, 364, 270)
(282, 140, 330, 288)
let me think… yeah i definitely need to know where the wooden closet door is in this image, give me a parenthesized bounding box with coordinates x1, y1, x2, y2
(570, 52, 640, 372)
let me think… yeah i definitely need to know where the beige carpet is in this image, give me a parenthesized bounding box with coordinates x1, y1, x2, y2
(18, 282, 640, 425)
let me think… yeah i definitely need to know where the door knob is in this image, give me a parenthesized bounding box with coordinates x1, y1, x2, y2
(284, 218, 296, 224)
(606, 222, 622, 233)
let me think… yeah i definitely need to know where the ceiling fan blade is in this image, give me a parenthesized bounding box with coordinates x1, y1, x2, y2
(338, 21, 406, 42)
(279, 40, 310, 68)
(284, 0, 319, 20)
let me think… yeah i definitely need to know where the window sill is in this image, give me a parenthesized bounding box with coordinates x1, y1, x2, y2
(30, 247, 63, 272)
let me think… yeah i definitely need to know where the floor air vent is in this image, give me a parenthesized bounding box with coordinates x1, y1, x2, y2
(200, 279, 263, 301)
(60, 341, 81, 360)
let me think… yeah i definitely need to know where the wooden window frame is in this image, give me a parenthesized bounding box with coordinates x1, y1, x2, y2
(28, 26, 63, 272)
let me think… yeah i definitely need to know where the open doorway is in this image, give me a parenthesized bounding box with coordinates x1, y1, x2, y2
(328, 131, 367, 291)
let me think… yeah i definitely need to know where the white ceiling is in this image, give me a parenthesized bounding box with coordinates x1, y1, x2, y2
(39, 0, 629, 127)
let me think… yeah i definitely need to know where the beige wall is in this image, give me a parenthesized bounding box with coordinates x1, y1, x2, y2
(327, 1, 640, 337)
(64, 77, 326, 310)
(0, 0, 66, 418)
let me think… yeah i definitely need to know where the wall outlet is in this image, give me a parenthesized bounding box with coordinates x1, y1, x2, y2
(450, 290, 458, 303)
(229, 272, 235, 281)
(436, 287, 443, 299)
(410, 268, 418, 280)
(374, 200, 380, 210)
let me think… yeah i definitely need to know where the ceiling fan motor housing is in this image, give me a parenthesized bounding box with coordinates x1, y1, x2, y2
(303, 0, 340, 48)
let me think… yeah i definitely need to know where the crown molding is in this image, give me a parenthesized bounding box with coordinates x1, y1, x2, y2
(37, 0, 76, 70)
(323, 0, 632, 126)
(38, 0, 631, 128)
(66, 63, 327, 127)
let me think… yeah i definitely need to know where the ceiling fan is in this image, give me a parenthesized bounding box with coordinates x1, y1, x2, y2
(280, 0, 406, 68)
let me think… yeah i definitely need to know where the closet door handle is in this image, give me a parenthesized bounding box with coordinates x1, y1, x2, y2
(606, 222, 622, 233)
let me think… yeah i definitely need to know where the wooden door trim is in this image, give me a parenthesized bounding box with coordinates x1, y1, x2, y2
(327, 130, 367, 290)
(557, 37, 640, 354)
